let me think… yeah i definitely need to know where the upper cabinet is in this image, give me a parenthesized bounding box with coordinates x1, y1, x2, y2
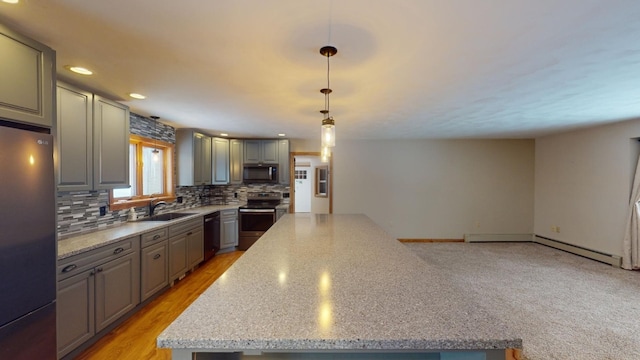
(177, 129, 212, 186)
(244, 139, 278, 164)
(212, 137, 229, 185)
(229, 139, 244, 184)
(0, 23, 55, 128)
(56, 82, 130, 191)
(93, 96, 130, 190)
(278, 139, 290, 185)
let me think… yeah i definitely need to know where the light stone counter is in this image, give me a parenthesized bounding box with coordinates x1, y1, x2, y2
(57, 204, 241, 260)
(157, 214, 522, 360)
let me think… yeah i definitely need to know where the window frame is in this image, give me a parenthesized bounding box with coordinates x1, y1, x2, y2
(109, 134, 175, 211)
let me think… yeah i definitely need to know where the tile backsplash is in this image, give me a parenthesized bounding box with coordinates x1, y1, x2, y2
(56, 112, 290, 240)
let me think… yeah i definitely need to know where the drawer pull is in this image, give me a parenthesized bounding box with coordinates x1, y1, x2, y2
(96, 267, 103, 273)
(153, 234, 162, 240)
(187, 231, 193, 236)
(153, 254, 162, 260)
(62, 264, 77, 273)
(113, 247, 124, 254)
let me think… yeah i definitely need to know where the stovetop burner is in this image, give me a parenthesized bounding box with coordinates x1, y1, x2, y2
(240, 191, 282, 210)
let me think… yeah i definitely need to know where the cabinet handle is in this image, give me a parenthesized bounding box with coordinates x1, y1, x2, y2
(62, 264, 77, 273)
(153, 234, 162, 240)
(113, 247, 124, 254)
(204, 218, 213, 223)
(153, 254, 162, 260)
(187, 231, 193, 236)
(90, 270, 95, 276)
(96, 267, 103, 273)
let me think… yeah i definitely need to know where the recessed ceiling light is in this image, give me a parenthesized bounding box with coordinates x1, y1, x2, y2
(2, 0, 20, 4)
(129, 93, 146, 100)
(278, 133, 286, 137)
(220, 133, 229, 137)
(65, 65, 93, 75)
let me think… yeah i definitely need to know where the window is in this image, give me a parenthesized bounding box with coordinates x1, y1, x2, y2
(315, 166, 328, 197)
(109, 134, 175, 210)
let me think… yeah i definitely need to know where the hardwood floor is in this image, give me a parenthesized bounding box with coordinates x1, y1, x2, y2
(74, 251, 244, 360)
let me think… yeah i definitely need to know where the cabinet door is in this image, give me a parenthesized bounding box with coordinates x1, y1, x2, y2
(212, 137, 229, 185)
(187, 228, 204, 269)
(194, 133, 212, 185)
(220, 215, 238, 249)
(169, 235, 188, 282)
(56, 83, 93, 191)
(94, 252, 140, 332)
(262, 140, 279, 164)
(141, 241, 169, 302)
(278, 139, 290, 184)
(93, 95, 130, 190)
(0, 24, 54, 128)
(229, 139, 244, 184)
(57, 269, 95, 359)
(244, 140, 261, 163)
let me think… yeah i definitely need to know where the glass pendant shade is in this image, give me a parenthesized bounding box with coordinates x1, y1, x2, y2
(321, 145, 331, 163)
(321, 117, 335, 147)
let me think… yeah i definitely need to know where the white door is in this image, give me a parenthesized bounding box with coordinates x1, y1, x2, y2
(294, 168, 311, 213)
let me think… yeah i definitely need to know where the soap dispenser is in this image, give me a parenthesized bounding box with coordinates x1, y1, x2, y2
(128, 207, 137, 221)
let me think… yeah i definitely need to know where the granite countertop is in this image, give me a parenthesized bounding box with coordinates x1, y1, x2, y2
(157, 214, 521, 355)
(57, 204, 242, 260)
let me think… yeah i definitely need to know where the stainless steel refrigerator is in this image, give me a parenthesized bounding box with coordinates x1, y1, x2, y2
(0, 122, 56, 359)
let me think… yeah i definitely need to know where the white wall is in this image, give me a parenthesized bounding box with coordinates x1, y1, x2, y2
(535, 119, 640, 256)
(326, 139, 535, 239)
(295, 155, 331, 214)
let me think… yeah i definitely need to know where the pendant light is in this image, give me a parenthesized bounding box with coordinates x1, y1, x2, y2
(150, 116, 160, 162)
(320, 45, 337, 148)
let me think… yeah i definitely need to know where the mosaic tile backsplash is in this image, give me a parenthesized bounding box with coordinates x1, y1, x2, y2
(56, 113, 290, 240)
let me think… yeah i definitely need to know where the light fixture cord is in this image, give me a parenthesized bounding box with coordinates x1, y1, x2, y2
(326, 51, 331, 117)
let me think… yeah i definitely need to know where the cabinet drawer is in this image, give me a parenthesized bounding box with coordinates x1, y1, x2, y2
(57, 236, 138, 281)
(220, 209, 237, 219)
(169, 218, 202, 237)
(141, 227, 168, 248)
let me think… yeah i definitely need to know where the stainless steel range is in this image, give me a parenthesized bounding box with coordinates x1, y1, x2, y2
(238, 192, 281, 250)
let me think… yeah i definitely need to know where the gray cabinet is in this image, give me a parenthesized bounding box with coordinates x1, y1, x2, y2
(212, 137, 230, 185)
(177, 129, 212, 186)
(278, 139, 290, 185)
(56, 83, 130, 191)
(244, 139, 278, 164)
(140, 227, 169, 302)
(56, 83, 93, 191)
(229, 139, 244, 184)
(0, 23, 55, 128)
(93, 96, 130, 190)
(220, 209, 238, 249)
(56, 236, 140, 358)
(168, 218, 203, 282)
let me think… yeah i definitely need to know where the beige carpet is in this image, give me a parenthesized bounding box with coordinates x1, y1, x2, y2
(405, 242, 640, 360)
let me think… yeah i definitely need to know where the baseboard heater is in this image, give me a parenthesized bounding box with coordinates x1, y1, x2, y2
(465, 233, 622, 267)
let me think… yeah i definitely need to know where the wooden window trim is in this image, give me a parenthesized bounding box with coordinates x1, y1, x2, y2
(109, 135, 175, 211)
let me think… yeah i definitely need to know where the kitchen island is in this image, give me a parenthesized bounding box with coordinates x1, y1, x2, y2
(157, 214, 522, 360)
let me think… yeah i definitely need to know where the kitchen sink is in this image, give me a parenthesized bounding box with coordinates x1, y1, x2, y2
(138, 212, 198, 222)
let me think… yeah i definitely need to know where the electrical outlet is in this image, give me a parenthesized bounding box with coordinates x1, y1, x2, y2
(551, 225, 556, 232)
(474, 221, 481, 228)
(556, 226, 560, 233)
(99, 206, 106, 216)
(177, 196, 183, 203)
(234, 192, 238, 198)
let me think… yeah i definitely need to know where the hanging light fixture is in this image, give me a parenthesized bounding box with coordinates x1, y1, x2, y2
(150, 116, 160, 162)
(320, 45, 337, 148)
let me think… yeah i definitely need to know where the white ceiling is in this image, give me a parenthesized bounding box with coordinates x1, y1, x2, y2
(2, 0, 640, 140)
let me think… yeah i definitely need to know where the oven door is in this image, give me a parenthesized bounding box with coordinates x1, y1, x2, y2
(238, 209, 276, 237)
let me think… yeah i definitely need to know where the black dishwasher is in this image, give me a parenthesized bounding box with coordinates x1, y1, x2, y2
(203, 212, 220, 262)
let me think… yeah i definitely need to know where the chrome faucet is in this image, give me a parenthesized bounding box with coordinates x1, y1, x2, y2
(149, 200, 167, 216)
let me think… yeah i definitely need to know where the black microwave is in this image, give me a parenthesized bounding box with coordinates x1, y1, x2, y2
(243, 164, 278, 183)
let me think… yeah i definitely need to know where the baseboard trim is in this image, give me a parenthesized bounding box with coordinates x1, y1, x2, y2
(464, 233, 534, 243)
(398, 238, 464, 243)
(534, 235, 622, 268)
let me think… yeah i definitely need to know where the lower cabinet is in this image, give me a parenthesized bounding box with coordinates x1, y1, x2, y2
(220, 209, 238, 249)
(141, 240, 169, 302)
(56, 237, 140, 359)
(168, 218, 204, 282)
